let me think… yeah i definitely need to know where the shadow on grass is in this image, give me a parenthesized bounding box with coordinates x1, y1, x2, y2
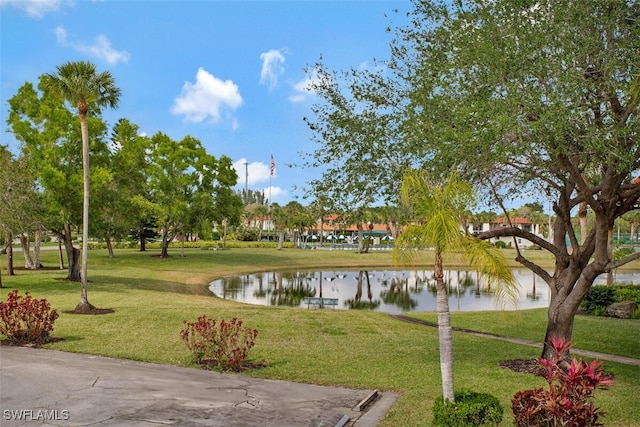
(87, 275, 213, 295)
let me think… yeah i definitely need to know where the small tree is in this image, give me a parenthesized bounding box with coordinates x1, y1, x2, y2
(394, 169, 518, 403)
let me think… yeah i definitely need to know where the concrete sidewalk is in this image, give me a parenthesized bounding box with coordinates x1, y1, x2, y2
(0, 346, 398, 426)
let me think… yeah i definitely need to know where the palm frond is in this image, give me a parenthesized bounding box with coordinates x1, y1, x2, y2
(460, 236, 519, 308)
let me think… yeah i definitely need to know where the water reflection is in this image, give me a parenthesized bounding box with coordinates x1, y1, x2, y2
(210, 268, 561, 314)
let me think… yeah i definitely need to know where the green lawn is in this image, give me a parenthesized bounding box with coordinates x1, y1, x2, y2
(1, 247, 639, 427)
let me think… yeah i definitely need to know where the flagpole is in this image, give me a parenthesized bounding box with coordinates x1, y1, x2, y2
(269, 155, 274, 240)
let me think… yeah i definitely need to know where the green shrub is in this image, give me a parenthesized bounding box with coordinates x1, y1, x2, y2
(433, 390, 504, 426)
(580, 286, 615, 313)
(494, 241, 506, 249)
(581, 284, 640, 315)
(613, 285, 640, 304)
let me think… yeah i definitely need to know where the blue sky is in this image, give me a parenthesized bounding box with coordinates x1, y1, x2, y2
(1, 0, 411, 205)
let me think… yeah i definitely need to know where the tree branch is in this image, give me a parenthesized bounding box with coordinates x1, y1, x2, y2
(475, 226, 562, 257)
(607, 251, 640, 270)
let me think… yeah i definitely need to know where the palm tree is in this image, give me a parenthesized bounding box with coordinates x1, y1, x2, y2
(394, 169, 518, 403)
(43, 61, 121, 312)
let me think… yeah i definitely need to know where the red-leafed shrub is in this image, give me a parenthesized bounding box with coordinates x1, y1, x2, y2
(180, 315, 258, 371)
(512, 336, 613, 427)
(0, 290, 59, 344)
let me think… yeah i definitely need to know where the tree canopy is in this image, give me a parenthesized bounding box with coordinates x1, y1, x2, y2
(306, 0, 640, 357)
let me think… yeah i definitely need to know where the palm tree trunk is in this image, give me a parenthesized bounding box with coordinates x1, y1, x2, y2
(78, 113, 93, 310)
(278, 227, 285, 250)
(434, 249, 455, 403)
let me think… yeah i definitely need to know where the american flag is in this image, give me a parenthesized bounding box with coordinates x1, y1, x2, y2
(270, 155, 275, 176)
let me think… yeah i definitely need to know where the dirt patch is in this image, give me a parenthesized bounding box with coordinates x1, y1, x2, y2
(499, 358, 545, 376)
(196, 359, 268, 372)
(1, 336, 65, 347)
(63, 308, 115, 315)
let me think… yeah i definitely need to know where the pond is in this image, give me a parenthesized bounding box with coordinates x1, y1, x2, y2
(209, 269, 640, 314)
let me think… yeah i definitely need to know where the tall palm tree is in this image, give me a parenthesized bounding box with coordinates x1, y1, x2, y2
(394, 169, 518, 403)
(43, 61, 121, 312)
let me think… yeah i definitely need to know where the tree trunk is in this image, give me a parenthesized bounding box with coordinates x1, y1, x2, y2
(106, 236, 114, 258)
(63, 222, 81, 281)
(139, 225, 147, 252)
(57, 237, 65, 269)
(160, 223, 170, 258)
(434, 248, 455, 403)
(33, 230, 42, 269)
(19, 234, 35, 269)
(222, 219, 228, 249)
(277, 227, 285, 250)
(543, 296, 579, 360)
(6, 230, 14, 276)
(357, 224, 365, 253)
(606, 227, 614, 286)
(79, 112, 91, 310)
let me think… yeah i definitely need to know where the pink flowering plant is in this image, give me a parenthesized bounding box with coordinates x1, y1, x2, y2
(180, 315, 258, 372)
(0, 290, 59, 344)
(512, 336, 614, 427)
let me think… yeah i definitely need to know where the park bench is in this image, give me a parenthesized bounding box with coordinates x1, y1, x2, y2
(303, 297, 339, 309)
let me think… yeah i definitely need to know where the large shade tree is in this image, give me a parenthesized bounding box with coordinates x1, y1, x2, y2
(394, 170, 517, 402)
(6, 79, 108, 281)
(0, 146, 40, 285)
(390, 0, 640, 357)
(147, 132, 237, 257)
(42, 61, 121, 312)
(309, 0, 639, 358)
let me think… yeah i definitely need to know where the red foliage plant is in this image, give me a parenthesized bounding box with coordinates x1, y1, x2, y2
(180, 315, 258, 372)
(0, 290, 59, 344)
(512, 336, 614, 427)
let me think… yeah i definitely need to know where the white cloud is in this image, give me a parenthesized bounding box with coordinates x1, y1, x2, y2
(262, 186, 286, 202)
(1, 0, 69, 19)
(259, 49, 286, 90)
(171, 68, 243, 124)
(288, 68, 324, 103)
(232, 158, 286, 202)
(54, 25, 130, 65)
(233, 158, 273, 186)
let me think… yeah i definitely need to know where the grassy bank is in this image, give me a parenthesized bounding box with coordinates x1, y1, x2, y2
(1, 247, 639, 426)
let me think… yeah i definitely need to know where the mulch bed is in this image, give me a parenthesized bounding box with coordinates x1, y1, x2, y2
(63, 308, 115, 315)
(196, 359, 268, 372)
(499, 358, 545, 376)
(1, 336, 65, 347)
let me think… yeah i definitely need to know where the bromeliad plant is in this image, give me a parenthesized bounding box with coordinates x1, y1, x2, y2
(0, 290, 59, 344)
(512, 336, 614, 427)
(180, 315, 258, 372)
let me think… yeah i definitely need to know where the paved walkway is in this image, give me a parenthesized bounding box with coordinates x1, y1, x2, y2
(389, 314, 640, 366)
(0, 346, 398, 427)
